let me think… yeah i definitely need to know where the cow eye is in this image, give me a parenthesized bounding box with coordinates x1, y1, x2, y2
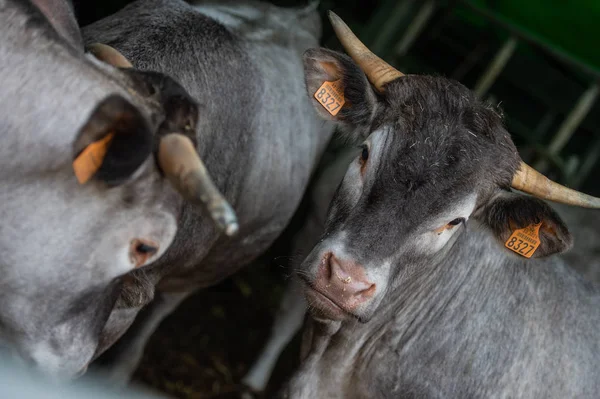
(358, 145, 369, 174)
(136, 243, 157, 254)
(360, 145, 369, 162)
(447, 218, 465, 226)
(130, 239, 159, 268)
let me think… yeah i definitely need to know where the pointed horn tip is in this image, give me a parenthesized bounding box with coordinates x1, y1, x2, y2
(326, 10, 405, 91)
(213, 204, 239, 236)
(225, 221, 239, 236)
(327, 11, 349, 33)
(209, 205, 239, 235)
(327, 10, 340, 22)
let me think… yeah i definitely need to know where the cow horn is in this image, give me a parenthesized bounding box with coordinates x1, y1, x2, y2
(328, 11, 404, 92)
(511, 161, 600, 208)
(87, 43, 133, 69)
(158, 134, 239, 236)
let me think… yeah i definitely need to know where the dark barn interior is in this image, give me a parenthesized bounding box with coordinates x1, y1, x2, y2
(66, 1, 600, 397)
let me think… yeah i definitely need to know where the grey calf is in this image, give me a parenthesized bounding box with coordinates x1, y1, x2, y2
(244, 152, 600, 394)
(280, 13, 600, 398)
(1, 0, 333, 381)
(0, 0, 227, 378)
(81, 0, 334, 382)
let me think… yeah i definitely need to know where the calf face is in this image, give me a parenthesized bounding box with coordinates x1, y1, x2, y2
(0, 0, 232, 378)
(296, 13, 599, 323)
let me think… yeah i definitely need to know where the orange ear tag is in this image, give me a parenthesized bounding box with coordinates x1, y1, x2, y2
(72, 133, 114, 184)
(314, 80, 345, 116)
(505, 222, 542, 258)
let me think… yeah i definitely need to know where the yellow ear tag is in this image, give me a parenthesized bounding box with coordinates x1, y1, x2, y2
(72, 133, 114, 184)
(314, 80, 345, 116)
(505, 222, 542, 258)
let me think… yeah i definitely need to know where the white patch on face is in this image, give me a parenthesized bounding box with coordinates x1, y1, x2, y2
(363, 127, 389, 175)
(371, 257, 393, 286)
(336, 154, 363, 209)
(322, 231, 349, 258)
(366, 128, 389, 158)
(336, 127, 390, 210)
(414, 192, 478, 255)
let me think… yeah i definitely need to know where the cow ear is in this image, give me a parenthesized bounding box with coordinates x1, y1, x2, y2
(72, 95, 153, 186)
(479, 191, 573, 259)
(30, 0, 83, 51)
(303, 48, 378, 139)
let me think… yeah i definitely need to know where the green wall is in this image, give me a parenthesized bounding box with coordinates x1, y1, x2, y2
(466, 0, 600, 73)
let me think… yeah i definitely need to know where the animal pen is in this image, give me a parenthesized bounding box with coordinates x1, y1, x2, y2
(20, 0, 600, 397)
(80, 1, 593, 397)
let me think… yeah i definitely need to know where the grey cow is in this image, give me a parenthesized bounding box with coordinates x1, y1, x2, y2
(0, 0, 233, 378)
(0, 0, 332, 381)
(278, 13, 600, 399)
(82, 0, 334, 382)
(245, 143, 600, 395)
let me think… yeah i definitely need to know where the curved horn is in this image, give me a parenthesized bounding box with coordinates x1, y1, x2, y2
(158, 134, 239, 236)
(87, 43, 133, 69)
(512, 161, 600, 208)
(328, 11, 404, 92)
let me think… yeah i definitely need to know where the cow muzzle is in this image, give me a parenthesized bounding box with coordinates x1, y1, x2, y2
(302, 252, 376, 321)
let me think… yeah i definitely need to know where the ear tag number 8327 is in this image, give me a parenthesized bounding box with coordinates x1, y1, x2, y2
(505, 222, 542, 258)
(314, 80, 345, 116)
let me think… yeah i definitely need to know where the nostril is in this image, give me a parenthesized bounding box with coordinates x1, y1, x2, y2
(326, 253, 375, 296)
(361, 283, 377, 298)
(323, 252, 334, 280)
(328, 254, 352, 282)
(130, 239, 159, 268)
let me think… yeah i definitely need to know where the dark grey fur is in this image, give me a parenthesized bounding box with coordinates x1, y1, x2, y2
(281, 48, 600, 398)
(82, 0, 332, 381)
(0, 0, 212, 378)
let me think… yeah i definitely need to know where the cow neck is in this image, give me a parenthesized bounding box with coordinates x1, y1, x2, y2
(360, 224, 528, 349)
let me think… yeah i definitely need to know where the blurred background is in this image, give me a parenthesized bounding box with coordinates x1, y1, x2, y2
(68, 0, 600, 397)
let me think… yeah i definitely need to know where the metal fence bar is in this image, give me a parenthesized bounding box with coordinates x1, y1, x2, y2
(533, 83, 599, 172)
(363, 0, 415, 56)
(473, 36, 518, 98)
(571, 136, 600, 188)
(394, 0, 436, 57)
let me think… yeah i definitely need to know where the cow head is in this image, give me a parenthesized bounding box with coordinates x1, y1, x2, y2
(0, 0, 236, 378)
(297, 12, 600, 323)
